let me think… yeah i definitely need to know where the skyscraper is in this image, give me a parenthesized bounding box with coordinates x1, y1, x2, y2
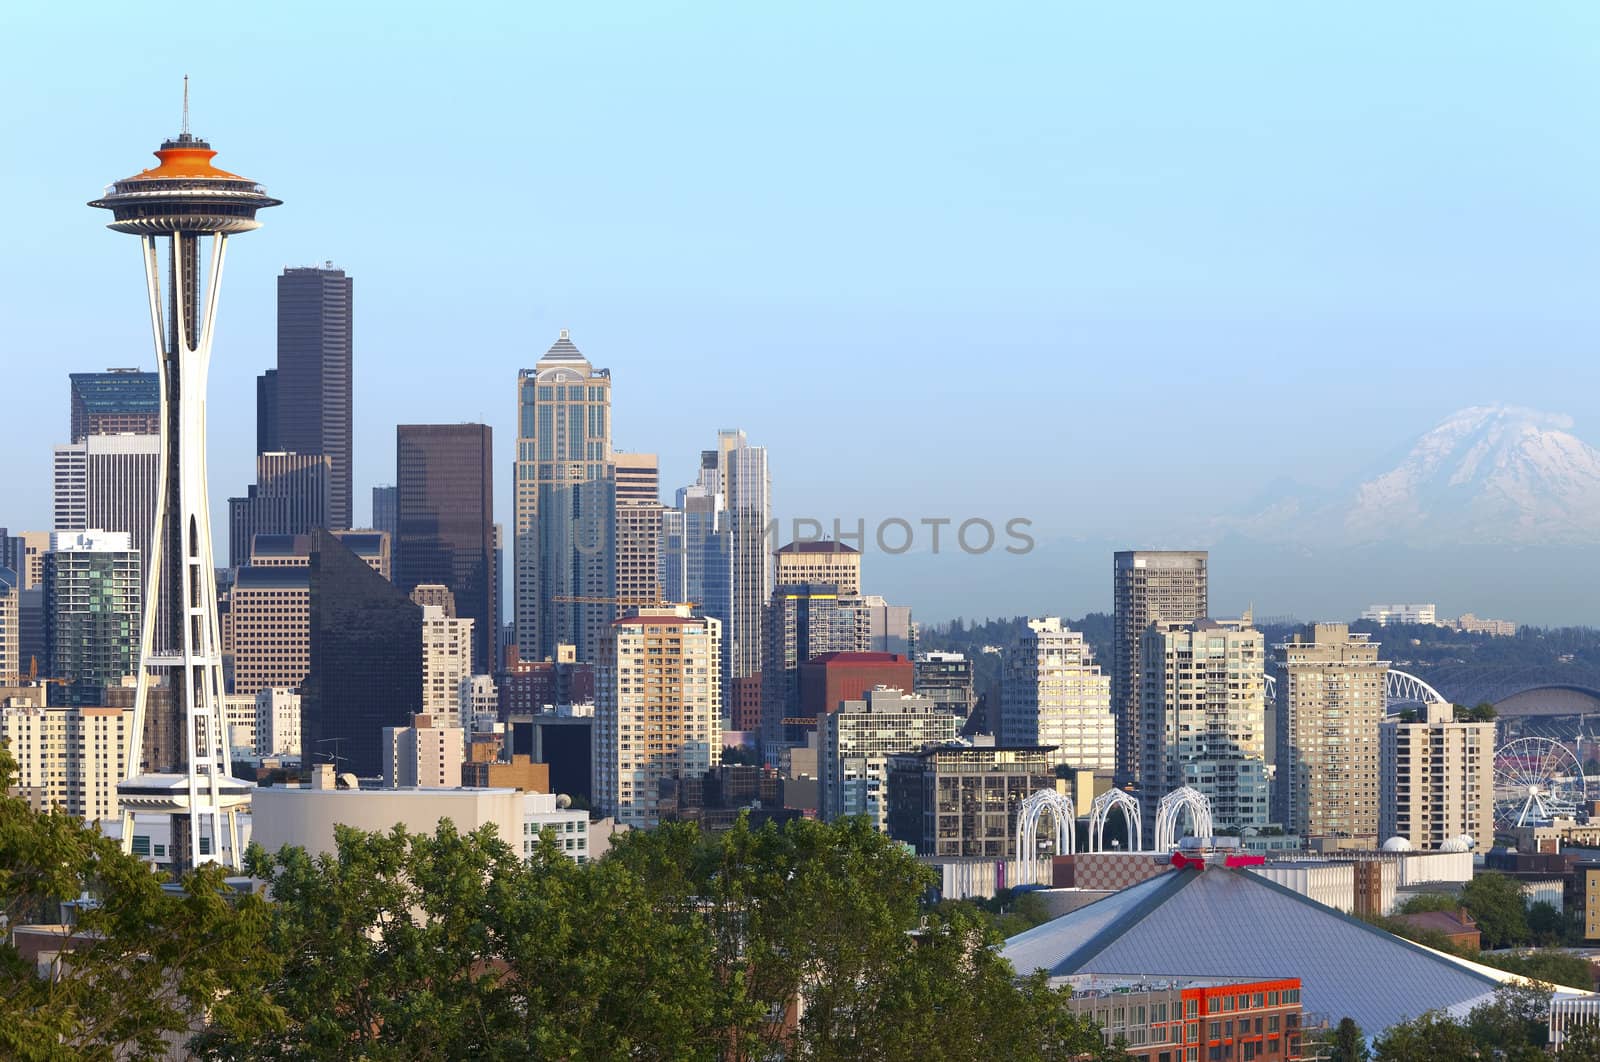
(1380, 703, 1494, 852)
(774, 540, 860, 595)
(256, 369, 279, 453)
(301, 529, 423, 778)
(43, 531, 142, 706)
(52, 434, 162, 585)
(227, 451, 332, 567)
(998, 618, 1114, 773)
(0, 568, 18, 682)
(819, 688, 956, 831)
(1140, 617, 1269, 832)
(514, 330, 614, 663)
(226, 565, 310, 697)
(595, 606, 722, 829)
(275, 265, 353, 529)
(395, 424, 496, 672)
(613, 452, 662, 605)
(371, 485, 397, 539)
(1112, 550, 1208, 782)
(760, 583, 868, 761)
(69, 370, 160, 442)
(1272, 623, 1388, 843)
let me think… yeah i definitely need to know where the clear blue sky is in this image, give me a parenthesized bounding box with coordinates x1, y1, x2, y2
(5, 3, 1600, 622)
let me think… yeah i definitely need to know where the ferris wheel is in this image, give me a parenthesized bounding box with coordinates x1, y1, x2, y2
(1493, 738, 1587, 831)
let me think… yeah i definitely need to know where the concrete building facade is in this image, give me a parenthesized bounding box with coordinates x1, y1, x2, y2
(1380, 701, 1494, 851)
(885, 744, 1056, 859)
(1113, 551, 1208, 783)
(383, 713, 466, 788)
(999, 618, 1114, 773)
(818, 687, 956, 831)
(420, 605, 474, 725)
(773, 540, 860, 596)
(0, 703, 130, 821)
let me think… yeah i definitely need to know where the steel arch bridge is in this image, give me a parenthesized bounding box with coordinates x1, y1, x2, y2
(1262, 669, 1449, 715)
(1015, 789, 1075, 862)
(1154, 786, 1213, 851)
(1088, 789, 1142, 853)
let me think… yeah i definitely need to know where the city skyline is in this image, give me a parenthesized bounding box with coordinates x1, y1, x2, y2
(9, 5, 1600, 625)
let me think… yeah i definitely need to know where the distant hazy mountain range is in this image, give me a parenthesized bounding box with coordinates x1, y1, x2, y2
(1229, 405, 1600, 547)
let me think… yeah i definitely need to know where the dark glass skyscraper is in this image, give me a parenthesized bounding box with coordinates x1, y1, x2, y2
(395, 424, 496, 672)
(301, 529, 422, 778)
(69, 369, 159, 442)
(256, 369, 279, 453)
(276, 265, 353, 529)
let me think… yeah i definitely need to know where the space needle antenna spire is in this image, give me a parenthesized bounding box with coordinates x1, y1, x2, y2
(181, 75, 190, 137)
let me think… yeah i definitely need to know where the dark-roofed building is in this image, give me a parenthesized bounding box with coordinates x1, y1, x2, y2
(1002, 860, 1559, 1034)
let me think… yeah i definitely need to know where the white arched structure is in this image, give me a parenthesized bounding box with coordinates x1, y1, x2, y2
(1088, 789, 1142, 852)
(1154, 786, 1213, 851)
(1263, 669, 1449, 717)
(1016, 789, 1075, 862)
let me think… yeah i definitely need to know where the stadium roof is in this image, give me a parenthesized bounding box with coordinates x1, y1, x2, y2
(1001, 864, 1569, 1032)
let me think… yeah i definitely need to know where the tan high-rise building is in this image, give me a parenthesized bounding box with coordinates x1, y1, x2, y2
(0, 703, 130, 821)
(613, 453, 661, 605)
(14, 531, 50, 590)
(1112, 550, 1207, 782)
(998, 618, 1114, 773)
(410, 583, 457, 616)
(227, 565, 310, 697)
(0, 569, 17, 682)
(595, 606, 722, 829)
(382, 713, 465, 788)
(1273, 622, 1389, 842)
(1141, 617, 1268, 832)
(774, 540, 860, 596)
(421, 605, 474, 725)
(1380, 702, 1494, 851)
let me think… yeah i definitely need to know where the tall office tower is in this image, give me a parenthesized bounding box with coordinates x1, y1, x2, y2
(0, 703, 131, 820)
(69, 369, 160, 441)
(90, 106, 277, 870)
(1380, 703, 1495, 852)
(227, 451, 332, 567)
(276, 265, 353, 529)
(514, 330, 614, 662)
(1139, 617, 1269, 832)
(43, 531, 141, 707)
(614, 452, 662, 605)
(8, 531, 50, 590)
(1273, 623, 1389, 843)
(420, 605, 474, 725)
(383, 713, 465, 788)
(255, 369, 279, 452)
(53, 434, 161, 575)
(0, 568, 17, 681)
(396, 424, 496, 673)
(410, 583, 457, 615)
(226, 563, 309, 697)
(774, 540, 860, 596)
(913, 652, 976, 718)
(998, 618, 1115, 773)
(52, 445, 86, 530)
(595, 605, 722, 829)
(371, 485, 397, 539)
(760, 583, 868, 762)
(1112, 550, 1208, 782)
(301, 529, 423, 778)
(819, 688, 956, 831)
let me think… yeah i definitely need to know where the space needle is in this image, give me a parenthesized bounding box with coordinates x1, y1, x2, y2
(90, 82, 279, 872)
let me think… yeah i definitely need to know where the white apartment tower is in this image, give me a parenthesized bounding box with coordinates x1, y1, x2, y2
(383, 713, 466, 788)
(1380, 702, 1495, 852)
(998, 618, 1114, 772)
(1140, 617, 1269, 832)
(420, 605, 474, 726)
(0, 703, 131, 821)
(595, 606, 722, 829)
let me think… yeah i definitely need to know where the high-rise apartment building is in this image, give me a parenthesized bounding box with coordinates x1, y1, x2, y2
(913, 652, 977, 718)
(595, 606, 722, 829)
(227, 451, 332, 567)
(43, 531, 141, 706)
(514, 330, 614, 663)
(1273, 623, 1389, 843)
(1140, 617, 1269, 832)
(999, 618, 1114, 773)
(396, 424, 496, 673)
(256, 687, 302, 758)
(774, 540, 860, 596)
(1112, 550, 1208, 782)
(275, 265, 353, 529)
(844, 594, 916, 656)
(0, 569, 18, 682)
(760, 584, 868, 761)
(1380, 702, 1495, 852)
(383, 713, 465, 788)
(69, 370, 159, 441)
(301, 530, 424, 778)
(420, 605, 474, 725)
(51, 434, 161, 579)
(819, 688, 956, 831)
(0, 703, 131, 820)
(371, 485, 397, 540)
(613, 452, 662, 604)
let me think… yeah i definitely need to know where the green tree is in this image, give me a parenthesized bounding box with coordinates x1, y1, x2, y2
(1559, 1018, 1600, 1060)
(1477, 948, 1595, 990)
(1464, 983, 1551, 1060)
(1397, 892, 1459, 915)
(0, 742, 277, 1061)
(1460, 872, 1529, 948)
(1371, 1010, 1477, 1061)
(1527, 900, 1564, 945)
(1326, 1016, 1370, 1062)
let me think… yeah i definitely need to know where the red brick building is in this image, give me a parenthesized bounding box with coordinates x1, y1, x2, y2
(798, 652, 913, 720)
(1063, 975, 1304, 1061)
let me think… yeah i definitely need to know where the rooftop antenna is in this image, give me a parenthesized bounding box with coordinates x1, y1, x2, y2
(181, 75, 190, 137)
